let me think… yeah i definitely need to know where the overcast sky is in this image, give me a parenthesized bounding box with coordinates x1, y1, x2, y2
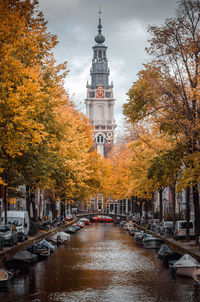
(39, 0, 178, 130)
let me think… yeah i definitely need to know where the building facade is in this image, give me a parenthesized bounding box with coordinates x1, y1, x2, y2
(85, 13, 116, 158)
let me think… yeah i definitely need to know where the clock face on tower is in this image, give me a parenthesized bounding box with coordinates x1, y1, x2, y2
(96, 90, 104, 98)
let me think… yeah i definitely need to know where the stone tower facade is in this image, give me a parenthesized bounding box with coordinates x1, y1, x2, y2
(85, 13, 116, 158)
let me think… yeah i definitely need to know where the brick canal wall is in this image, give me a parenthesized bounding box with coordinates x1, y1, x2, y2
(135, 224, 200, 262)
(0, 220, 75, 266)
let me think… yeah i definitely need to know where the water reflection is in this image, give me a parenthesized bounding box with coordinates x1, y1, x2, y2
(0, 224, 200, 302)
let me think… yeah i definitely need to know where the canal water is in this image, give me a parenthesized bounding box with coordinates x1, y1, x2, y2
(0, 224, 200, 302)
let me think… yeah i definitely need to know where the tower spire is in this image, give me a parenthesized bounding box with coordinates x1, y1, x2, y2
(98, 6, 102, 33)
(95, 7, 105, 44)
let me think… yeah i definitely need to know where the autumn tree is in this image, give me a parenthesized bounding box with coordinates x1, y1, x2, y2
(0, 0, 70, 219)
(123, 0, 200, 243)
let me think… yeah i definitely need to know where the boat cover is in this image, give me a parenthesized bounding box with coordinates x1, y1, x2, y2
(144, 233, 153, 238)
(158, 244, 172, 258)
(143, 236, 161, 242)
(51, 231, 70, 242)
(40, 239, 55, 253)
(174, 254, 200, 268)
(13, 250, 37, 262)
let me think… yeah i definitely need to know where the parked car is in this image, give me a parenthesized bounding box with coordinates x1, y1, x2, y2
(160, 221, 173, 236)
(2, 211, 29, 241)
(173, 220, 195, 240)
(0, 225, 18, 246)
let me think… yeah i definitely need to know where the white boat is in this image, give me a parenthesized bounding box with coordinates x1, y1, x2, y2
(51, 231, 70, 245)
(143, 236, 163, 249)
(173, 254, 200, 278)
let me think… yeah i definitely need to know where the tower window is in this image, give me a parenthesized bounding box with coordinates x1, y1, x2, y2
(96, 134, 104, 144)
(105, 92, 111, 98)
(89, 91, 95, 98)
(98, 51, 102, 58)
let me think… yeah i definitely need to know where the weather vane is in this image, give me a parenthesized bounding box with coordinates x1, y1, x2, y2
(98, 6, 102, 19)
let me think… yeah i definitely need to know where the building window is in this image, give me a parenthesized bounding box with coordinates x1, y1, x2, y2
(97, 134, 104, 143)
(105, 92, 110, 98)
(107, 126, 112, 129)
(89, 91, 95, 98)
(101, 126, 105, 130)
(95, 126, 99, 130)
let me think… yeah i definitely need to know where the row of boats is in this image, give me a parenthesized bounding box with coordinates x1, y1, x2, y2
(0, 217, 90, 286)
(121, 222, 200, 286)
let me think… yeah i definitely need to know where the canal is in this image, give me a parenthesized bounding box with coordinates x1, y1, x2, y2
(1, 224, 200, 302)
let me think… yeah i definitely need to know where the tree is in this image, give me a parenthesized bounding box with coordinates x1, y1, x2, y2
(123, 0, 200, 243)
(0, 0, 68, 217)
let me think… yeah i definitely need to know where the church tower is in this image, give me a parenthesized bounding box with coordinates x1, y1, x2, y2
(85, 11, 116, 158)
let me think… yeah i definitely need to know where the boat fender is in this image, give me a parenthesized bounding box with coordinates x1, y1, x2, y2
(170, 267, 176, 280)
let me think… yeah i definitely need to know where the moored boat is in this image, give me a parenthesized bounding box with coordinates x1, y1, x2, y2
(143, 236, 163, 249)
(158, 244, 172, 258)
(0, 269, 13, 285)
(40, 239, 55, 253)
(134, 232, 149, 246)
(158, 244, 182, 267)
(64, 226, 77, 234)
(129, 229, 136, 236)
(6, 250, 38, 269)
(90, 215, 114, 223)
(27, 243, 50, 259)
(80, 218, 90, 225)
(173, 254, 200, 278)
(51, 232, 70, 245)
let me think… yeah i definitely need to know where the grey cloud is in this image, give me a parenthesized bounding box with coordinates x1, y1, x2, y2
(39, 0, 179, 125)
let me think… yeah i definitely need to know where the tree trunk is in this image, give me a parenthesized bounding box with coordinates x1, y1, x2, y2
(51, 199, 57, 219)
(159, 189, 163, 222)
(185, 187, 191, 241)
(139, 201, 142, 218)
(61, 201, 65, 218)
(31, 192, 36, 222)
(3, 186, 7, 225)
(151, 194, 155, 221)
(192, 184, 200, 245)
(171, 185, 176, 230)
(26, 185, 31, 218)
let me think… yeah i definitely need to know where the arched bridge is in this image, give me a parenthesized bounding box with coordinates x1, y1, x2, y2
(76, 212, 129, 222)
